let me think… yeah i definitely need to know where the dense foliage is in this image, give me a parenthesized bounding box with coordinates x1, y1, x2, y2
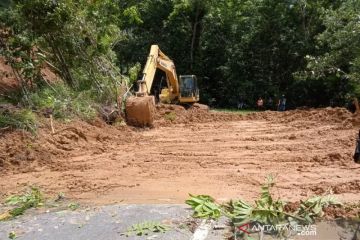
(1, 0, 359, 111)
(116, 0, 359, 108)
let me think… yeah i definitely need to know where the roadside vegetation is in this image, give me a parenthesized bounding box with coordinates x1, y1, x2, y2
(0, 108, 37, 132)
(29, 83, 97, 121)
(186, 176, 345, 239)
(0, 187, 82, 222)
(0, 187, 43, 221)
(0, 0, 136, 132)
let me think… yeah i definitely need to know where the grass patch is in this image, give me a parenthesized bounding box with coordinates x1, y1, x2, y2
(211, 108, 257, 115)
(0, 108, 37, 133)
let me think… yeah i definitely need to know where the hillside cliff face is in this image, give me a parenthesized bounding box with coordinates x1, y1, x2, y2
(0, 56, 16, 93)
(0, 56, 59, 94)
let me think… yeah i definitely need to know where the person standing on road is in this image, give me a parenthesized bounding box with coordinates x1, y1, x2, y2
(278, 95, 286, 111)
(257, 97, 264, 111)
(237, 96, 244, 109)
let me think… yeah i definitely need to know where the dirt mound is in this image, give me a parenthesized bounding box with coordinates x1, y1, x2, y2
(1, 105, 359, 207)
(245, 107, 356, 127)
(0, 118, 135, 173)
(154, 105, 357, 128)
(285, 201, 359, 220)
(1, 107, 357, 173)
(154, 104, 244, 126)
(309, 180, 360, 195)
(322, 204, 360, 220)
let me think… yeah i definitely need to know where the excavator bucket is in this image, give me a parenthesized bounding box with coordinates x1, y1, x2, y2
(125, 96, 155, 127)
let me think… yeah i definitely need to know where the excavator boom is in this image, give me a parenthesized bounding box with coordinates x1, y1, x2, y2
(137, 45, 179, 101)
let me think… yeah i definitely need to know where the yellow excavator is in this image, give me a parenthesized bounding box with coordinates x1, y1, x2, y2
(125, 45, 199, 127)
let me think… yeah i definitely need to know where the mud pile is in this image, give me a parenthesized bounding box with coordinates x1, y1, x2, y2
(1, 104, 359, 208)
(245, 107, 356, 127)
(1, 106, 358, 176)
(285, 202, 359, 220)
(154, 105, 358, 128)
(154, 104, 244, 126)
(323, 204, 360, 220)
(0, 119, 135, 172)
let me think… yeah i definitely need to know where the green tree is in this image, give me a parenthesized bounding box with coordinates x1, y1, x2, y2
(198, 0, 341, 107)
(304, 0, 360, 104)
(2, 0, 355, 110)
(1, 0, 129, 104)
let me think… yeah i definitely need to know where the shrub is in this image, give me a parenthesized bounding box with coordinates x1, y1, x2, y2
(30, 83, 97, 121)
(0, 108, 37, 132)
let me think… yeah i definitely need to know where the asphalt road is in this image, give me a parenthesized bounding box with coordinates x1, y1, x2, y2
(0, 204, 195, 240)
(0, 204, 359, 240)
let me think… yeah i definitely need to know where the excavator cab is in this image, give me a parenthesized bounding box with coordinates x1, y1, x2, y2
(179, 75, 199, 103)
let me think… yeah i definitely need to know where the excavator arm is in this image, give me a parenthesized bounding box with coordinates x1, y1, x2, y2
(137, 45, 179, 101)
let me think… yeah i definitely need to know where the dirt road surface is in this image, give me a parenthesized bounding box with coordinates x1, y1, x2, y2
(1, 107, 360, 205)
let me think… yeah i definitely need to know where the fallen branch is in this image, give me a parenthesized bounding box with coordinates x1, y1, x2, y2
(49, 114, 55, 134)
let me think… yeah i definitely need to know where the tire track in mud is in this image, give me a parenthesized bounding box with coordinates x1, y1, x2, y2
(72, 120, 359, 204)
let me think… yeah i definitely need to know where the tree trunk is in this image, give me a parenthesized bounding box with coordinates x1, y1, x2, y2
(190, 5, 201, 71)
(47, 34, 75, 88)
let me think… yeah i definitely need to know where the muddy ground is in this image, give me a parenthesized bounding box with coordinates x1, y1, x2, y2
(0, 107, 360, 209)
